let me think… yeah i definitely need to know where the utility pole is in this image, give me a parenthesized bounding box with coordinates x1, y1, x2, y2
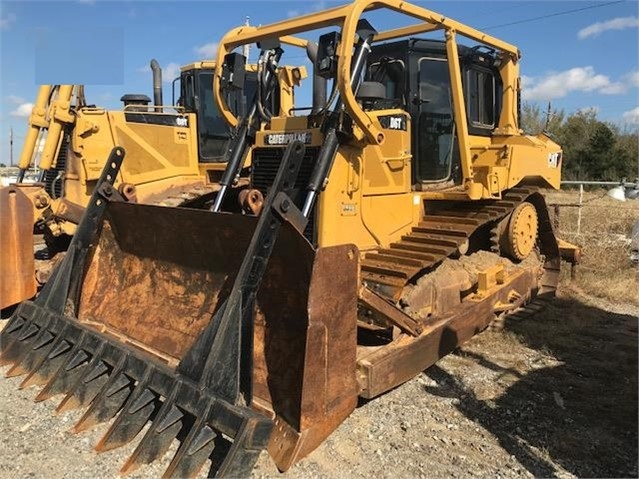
(543, 101, 552, 132)
(9, 127, 13, 167)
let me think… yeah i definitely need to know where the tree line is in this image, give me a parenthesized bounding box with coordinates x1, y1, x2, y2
(520, 103, 638, 182)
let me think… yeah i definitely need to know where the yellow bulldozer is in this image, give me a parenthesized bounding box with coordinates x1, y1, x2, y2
(1, 0, 567, 476)
(0, 59, 305, 311)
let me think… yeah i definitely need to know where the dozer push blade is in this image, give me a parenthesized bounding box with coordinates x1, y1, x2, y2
(1, 142, 360, 477)
(0, 185, 36, 311)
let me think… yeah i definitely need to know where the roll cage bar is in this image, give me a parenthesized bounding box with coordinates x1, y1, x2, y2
(213, 0, 521, 147)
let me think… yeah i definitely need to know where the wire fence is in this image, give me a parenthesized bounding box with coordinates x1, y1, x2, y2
(549, 182, 639, 238)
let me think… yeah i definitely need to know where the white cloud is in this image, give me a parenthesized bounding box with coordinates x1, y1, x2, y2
(522, 67, 625, 101)
(578, 16, 639, 39)
(313, 1, 327, 12)
(287, 1, 326, 18)
(136, 62, 180, 82)
(163, 63, 181, 83)
(0, 12, 16, 30)
(625, 71, 639, 88)
(520, 75, 533, 90)
(599, 82, 627, 95)
(11, 103, 33, 117)
(622, 107, 639, 125)
(194, 42, 218, 59)
(6, 95, 24, 105)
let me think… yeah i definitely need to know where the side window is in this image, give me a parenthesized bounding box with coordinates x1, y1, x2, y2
(182, 73, 196, 112)
(367, 58, 406, 106)
(466, 68, 496, 129)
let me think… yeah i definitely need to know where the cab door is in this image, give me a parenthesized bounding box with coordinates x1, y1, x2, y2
(414, 57, 457, 184)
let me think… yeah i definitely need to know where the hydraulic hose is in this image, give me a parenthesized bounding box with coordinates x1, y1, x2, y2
(211, 47, 283, 213)
(301, 21, 377, 217)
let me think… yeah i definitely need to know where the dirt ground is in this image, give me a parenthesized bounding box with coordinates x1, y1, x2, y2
(0, 280, 636, 479)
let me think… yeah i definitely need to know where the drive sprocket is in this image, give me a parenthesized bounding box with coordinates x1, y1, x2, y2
(501, 202, 538, 261)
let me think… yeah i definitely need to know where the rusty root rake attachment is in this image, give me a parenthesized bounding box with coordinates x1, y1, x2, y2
(0, 142, 321, 477)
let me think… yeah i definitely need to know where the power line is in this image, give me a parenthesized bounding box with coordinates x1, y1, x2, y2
(481, 1, 625, 31)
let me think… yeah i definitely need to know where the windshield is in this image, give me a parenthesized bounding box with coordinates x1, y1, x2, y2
(197, 71, 267, 161)
(198, 71, 231, 160)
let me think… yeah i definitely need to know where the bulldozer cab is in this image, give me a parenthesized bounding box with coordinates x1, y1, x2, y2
(177, 63, 280, 162)
(366, 39, 504, 187)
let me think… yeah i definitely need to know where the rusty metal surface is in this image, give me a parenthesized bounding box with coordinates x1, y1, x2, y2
(557, 237, 581, 264)
(253, 238, 359, 471)
(78, 202, 255, 362)
(357, 267, 538, 398)
(359, 286, 422, 336)
(0, 186, 36, 310)
(75, 200, 360, 471)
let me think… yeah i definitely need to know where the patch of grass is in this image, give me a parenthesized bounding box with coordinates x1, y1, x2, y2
(544, 189, 638, 305)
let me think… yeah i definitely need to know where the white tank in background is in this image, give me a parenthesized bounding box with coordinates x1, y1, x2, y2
(626, 186, 639, 200)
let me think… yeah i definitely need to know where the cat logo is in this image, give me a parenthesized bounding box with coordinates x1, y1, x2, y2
(265, 132, 312, 145)
(548, 151, 561, 168)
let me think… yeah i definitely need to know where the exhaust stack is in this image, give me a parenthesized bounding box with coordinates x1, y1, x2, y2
(305, 42, 327, 114)
(150, 59, 163, 107)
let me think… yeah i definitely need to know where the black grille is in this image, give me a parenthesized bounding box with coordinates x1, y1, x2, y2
(43, 129, 70, 199)
(251, 146, 318, 244)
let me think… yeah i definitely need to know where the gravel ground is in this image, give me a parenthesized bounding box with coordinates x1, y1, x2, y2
(0, 284, 637, 479)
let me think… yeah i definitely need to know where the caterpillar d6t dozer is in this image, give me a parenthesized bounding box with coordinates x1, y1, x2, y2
(0, 59, 304, 311)
(1, 0, 564, 476)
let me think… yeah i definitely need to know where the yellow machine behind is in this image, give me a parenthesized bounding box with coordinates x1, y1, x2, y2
(1, 1, 567, 477)
(0, 60, 305, 310)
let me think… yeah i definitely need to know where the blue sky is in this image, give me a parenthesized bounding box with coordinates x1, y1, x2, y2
(1, 0, 638, 164)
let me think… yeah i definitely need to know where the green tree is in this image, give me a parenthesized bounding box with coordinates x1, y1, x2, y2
(520, 102, 563, 136)
(616, 128, 639, 180)
(583, 122, 617, 180)
(555, 109, 599, 180)
(524, 104, 638, 181)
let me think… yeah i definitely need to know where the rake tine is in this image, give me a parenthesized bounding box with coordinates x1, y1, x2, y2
(8, 313, 56, 365)
(0, 320, 39, 367)
(34, 332, 92, 402)
(213, 417, 270, 478)
(162, 402, 216, 479)
(5, 329, 56, 378)
(19, 323, 72, 389)
(73, 363, 133, 433)
(120, 384, 184, 476)
(0, 307, 37, 360)
(1, 314, 27, 337)
(56, 353, 111, 414)
(95, 376, 159, 453)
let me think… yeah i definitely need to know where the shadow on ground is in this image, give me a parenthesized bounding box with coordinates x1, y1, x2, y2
(424, 295, 638, 478)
